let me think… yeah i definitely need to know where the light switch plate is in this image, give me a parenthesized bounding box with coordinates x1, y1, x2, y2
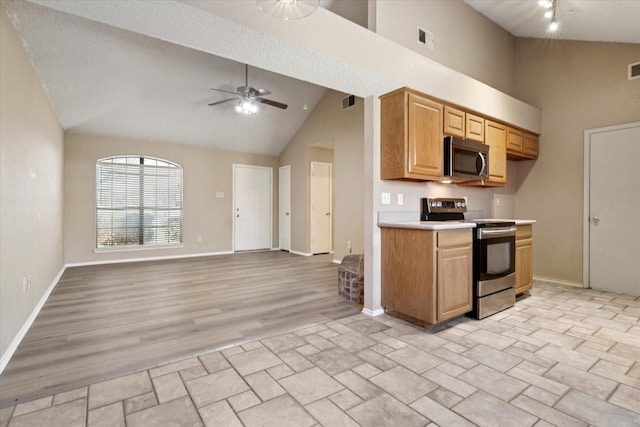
(381, 192, 391, 205)
(215, 192, 224, 199)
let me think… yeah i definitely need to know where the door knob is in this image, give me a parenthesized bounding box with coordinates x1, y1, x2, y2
(591, 216, 599, 224)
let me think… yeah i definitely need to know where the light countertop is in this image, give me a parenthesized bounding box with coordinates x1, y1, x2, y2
(377, 211, 535, 230)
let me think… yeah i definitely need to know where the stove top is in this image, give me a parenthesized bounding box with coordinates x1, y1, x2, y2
(421, 198, 515, 228)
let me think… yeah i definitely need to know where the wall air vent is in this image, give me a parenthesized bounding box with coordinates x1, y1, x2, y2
(630, 62, 640, 80)
(417, 27, 434, 50)
(342, 95, 355, 110)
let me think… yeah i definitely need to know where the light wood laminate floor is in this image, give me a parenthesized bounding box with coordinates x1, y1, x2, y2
(0, 251, 360, 407)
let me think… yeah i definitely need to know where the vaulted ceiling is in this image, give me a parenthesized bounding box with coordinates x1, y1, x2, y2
(4, 0, 637, 156)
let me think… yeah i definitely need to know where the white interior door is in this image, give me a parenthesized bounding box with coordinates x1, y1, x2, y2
(234, 165, 272, 251)
(279, 165, 291, 252)
(586, 122, 640, 296)
(310, 162, 332, 254)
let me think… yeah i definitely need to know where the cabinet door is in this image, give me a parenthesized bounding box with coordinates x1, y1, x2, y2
(515, 238, 533, 294)
(507, 127, 524, 152)
(444, 106, 465, 137)
(466, 113, 484, 142)
(485, 120, 507, 185)
(437, 245, 472, 321)
(524, 133, 539, 158)
(407, 94, 443, 179)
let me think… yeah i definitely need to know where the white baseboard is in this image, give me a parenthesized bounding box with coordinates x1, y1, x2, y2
(533, 275, 585, 288)
(0, 265, 66, 375)
(361, 307, 385, 317)
(290, 250, 312, 257)
(65, 251, 235, 268)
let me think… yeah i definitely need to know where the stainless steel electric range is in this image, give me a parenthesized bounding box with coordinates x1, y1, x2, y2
(421, 197, 516, 319)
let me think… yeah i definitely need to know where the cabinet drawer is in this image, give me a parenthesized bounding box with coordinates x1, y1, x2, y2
(438, 229, 472, 248)
(516, 224, 533, 240)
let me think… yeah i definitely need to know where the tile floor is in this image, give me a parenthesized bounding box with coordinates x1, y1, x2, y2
(1, 281, 639, 427)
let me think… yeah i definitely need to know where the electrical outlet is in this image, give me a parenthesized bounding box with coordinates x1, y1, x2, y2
(197, 235, 203, 242)
(381, 192, 391, 205)
(347, 241, 352, 249)
(397, 194, 404, 206)
(22, 276, 28, 294)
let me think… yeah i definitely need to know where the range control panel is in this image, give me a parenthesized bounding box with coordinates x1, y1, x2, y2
(425, 197, 467, 213)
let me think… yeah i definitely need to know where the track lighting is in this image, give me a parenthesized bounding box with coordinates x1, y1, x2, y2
(539, 0, 559, 32)
(256, 0, 320, 20)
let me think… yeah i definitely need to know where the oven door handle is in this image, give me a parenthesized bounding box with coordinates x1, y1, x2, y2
(477, 227, 517, 239)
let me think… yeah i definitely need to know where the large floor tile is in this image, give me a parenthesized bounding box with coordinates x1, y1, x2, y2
(608, 384, 640, 413)
(126, 396, 202, 427)
(226, 347, 282, 376)
(238, 395, 316, 427)
(463, 344, 522, 372)
(452, 391, 537, 427)
(555, 389, 640, 426)
(410, 396, 475, 427)
(307, 347, 364, 376)
(369, 366, 437, 404)
(88, 372, 152, 410)
(7, 399, 86, 427)
(458, 364, 528, 401)
(347, 393, 427, 427)
(305, 398, 359, 427)
(386, 345, 444, 374)
(543, 363, 618, 400)
(185, 368, 249, 407)
(278, 367, 343, 405)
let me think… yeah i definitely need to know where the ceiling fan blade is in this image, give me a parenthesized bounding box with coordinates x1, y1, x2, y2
(208, 98, 236, 106)
(210, 88, 239, 95)
(256, 88, 272, 96)
(257, 98, 288, 110)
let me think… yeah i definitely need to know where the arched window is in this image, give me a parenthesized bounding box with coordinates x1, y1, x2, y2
(96, 156, 183, 249)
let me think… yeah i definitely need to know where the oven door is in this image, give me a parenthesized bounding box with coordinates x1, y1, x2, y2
(476, 228, 516, 282)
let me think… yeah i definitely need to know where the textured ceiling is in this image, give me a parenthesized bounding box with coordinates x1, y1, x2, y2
(465, 0, 640, 43)
(4, 1, 340, 156)
(7, 0, 633, 158)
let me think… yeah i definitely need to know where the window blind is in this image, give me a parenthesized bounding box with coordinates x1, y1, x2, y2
(96, 156, 183, 248)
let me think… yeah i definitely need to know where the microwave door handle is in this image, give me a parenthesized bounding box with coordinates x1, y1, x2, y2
(478, 152, 487, 177)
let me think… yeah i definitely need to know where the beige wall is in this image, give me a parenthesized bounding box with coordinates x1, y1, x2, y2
(64, 133, 279, 264)
(375, 0, 516, 95)
(0, 7, 65, 360)
(279, 90, 364, 259)
(513, 39, 640, 284)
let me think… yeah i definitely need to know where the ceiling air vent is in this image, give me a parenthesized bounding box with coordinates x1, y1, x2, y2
(629, 62, 640, 80)
(342, 95, 355, 110)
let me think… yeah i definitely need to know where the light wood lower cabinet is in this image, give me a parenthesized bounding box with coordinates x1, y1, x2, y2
(515, 225, 534, 295)
(381, 228, 472, 325)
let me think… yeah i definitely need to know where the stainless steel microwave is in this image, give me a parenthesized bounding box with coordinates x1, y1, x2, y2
(443, 136, 489, 182)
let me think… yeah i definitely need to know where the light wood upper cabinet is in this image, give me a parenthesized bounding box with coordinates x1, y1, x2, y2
(444, 105, 465, 138)
(465, 113, 484, 142)
(381, 89, 443, 181)
(462, 119, 507, 187)
(507, 127, 524, 152)
(444, 107, 484, 143)
(523, 133, 539, 158)
(381, 227, 472, 325)
(507, 128, 539, 160)
(515, 225, 534, 295)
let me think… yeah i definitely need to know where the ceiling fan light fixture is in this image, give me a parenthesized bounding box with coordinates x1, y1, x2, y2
(256, 0, 320, 21)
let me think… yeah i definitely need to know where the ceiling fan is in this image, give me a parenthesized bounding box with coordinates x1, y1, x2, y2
(208, 64, 288, 114)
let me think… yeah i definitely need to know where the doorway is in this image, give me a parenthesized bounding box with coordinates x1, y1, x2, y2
(583, 122, 640, 296)
(310, 162, 332, 254)
(233, 164, 272, 251)
(279, 165, 291, 252)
